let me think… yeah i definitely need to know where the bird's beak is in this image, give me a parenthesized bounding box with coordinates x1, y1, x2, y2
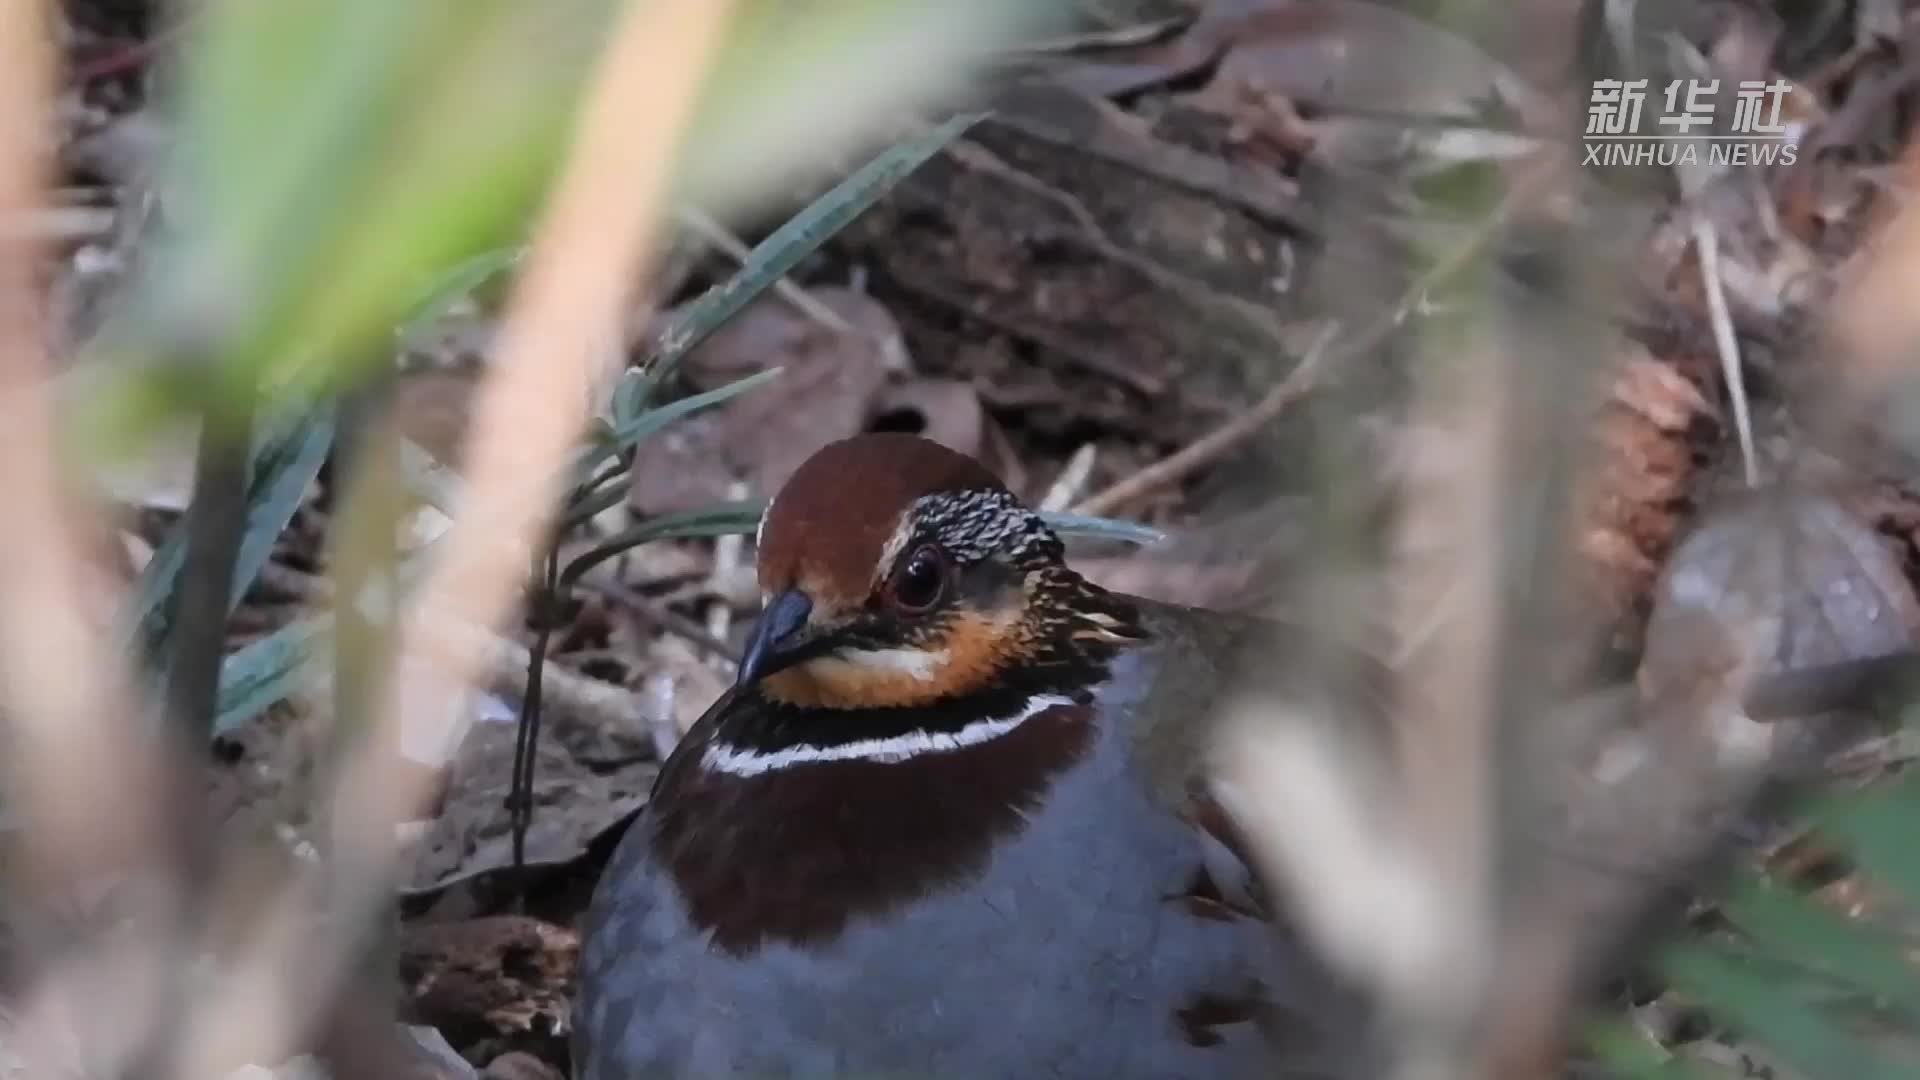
(735, 588, 815, 688)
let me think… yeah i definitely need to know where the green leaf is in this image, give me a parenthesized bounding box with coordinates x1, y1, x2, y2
(127, 409, 336, 655)
(395, 245, 526, 343)
(1720, 876, 1920, 1017)
(557, 482, 632, 535)
(213, 501, 773, 736)
(559, 504, 765, 590)
(214, 614, 331, 736)
(1582, 1017, 1697, 1080)
(607, 366, 660, 430)
(572, 366, 784, 482)
(647, 112, 985, 380)
(122, 0, 616, 417)
(92, 2, 1055, 438)
(1815, 776, 1920, 912)
(233, 414, 336, 610)
(1660, 938, 1908, 1080)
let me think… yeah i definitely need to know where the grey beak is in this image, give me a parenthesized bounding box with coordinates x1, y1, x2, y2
(735, 588, 813, 687)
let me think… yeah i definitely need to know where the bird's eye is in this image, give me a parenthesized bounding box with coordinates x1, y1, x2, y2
(888, 544, 947, 614)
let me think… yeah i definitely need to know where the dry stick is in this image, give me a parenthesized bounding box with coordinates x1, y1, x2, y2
(169, 3, 742, 1076)
(1692, 216, 1759, 488)
(437, 618, 654, 744)
(1073, 183, 1528, 519)
(1073, 329, 1332, 518)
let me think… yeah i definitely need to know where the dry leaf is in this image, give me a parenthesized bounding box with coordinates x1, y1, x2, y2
(1569, 346, 1721, 642)
(629, 288, 909, 514)
(404, 718, 650, 892)
(398, 916, 577, 1047)
(1637, 490, 1920, 765)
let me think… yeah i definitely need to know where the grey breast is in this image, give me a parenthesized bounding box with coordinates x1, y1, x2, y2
(574, 637, 1337, 1079)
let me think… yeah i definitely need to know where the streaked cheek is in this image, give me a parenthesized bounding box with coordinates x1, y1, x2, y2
(823, 646, 951, 681)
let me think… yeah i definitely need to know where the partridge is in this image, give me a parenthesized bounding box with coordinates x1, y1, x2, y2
(573, 433, 1378, 1078)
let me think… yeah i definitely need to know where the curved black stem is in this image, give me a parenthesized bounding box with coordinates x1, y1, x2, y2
(509, 543, 563, 879)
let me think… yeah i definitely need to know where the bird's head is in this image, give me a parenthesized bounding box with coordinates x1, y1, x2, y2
(738, 433, 1139, 709)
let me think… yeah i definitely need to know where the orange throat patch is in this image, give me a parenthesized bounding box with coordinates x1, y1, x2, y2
(759, 608, 1030, 709)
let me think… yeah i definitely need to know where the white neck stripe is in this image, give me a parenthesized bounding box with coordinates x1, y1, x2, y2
(700, 693, 1076, 778)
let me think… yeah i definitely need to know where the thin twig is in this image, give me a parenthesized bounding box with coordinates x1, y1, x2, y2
(1692, 216, 1759, 488)
(1073, 169, 1539, 518)
(1073, 325, 1335, 517)
(475, 627, 653, 743)
(511, 546, 563, 870)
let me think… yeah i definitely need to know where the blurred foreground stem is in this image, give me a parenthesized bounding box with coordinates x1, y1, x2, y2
(325, 375, 405, 1022)
(166, 393, 257, 749)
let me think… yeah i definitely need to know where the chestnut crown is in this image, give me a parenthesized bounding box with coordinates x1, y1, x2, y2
(756, 434, 1050, 605)
(739, 433, 1120, 708)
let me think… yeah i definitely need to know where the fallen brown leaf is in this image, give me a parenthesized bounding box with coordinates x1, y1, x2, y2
(629, 287, 910, 514)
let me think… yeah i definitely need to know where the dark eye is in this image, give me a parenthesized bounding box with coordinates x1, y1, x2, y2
(888, 544, 947, 614)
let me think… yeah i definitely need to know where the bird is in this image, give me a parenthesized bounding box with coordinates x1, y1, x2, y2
(572, 432, 1381, 1079)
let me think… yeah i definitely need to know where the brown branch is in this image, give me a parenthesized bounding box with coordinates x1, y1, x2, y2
(1073, 327, 1332, 517)
(1073, 168, 1537, 519)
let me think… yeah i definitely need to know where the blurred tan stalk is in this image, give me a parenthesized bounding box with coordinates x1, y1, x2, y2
(0, 1, 203, 1073)
(175, 0, 739, 1073)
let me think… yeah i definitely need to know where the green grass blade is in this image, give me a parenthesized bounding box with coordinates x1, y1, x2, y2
(559, 505, 765, 589)
(395, 246, 525, 342)
(214, 614, 331, 736)
(647, 112, 984, 381)
(232, 413, 336, 611)
(214, 502, 772, 735)
(127, 410, 336, 654)
(1041, 512, 1166, 548)
(573, 366, 783, 481)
